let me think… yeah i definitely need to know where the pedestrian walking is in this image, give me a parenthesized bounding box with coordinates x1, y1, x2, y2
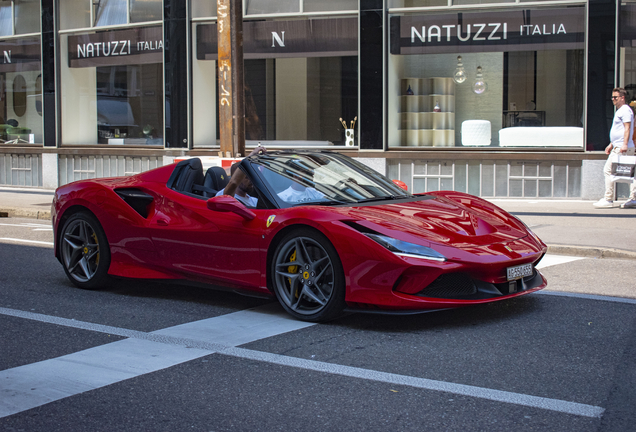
(594, 87, 636, 208)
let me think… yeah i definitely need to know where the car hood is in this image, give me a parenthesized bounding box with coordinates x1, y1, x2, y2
(344, 193, 528, 248)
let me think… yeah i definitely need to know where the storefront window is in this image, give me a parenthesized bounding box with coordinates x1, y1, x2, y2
(15, 0, 40, 34)
(388, 0, 457, 7)
(388, 7, 586, 149)
(94, 0, 127, 27)
(246, 0, 299, 15)
(59, 0, 161, 30)
(192, 18, 358, 149)
(0, 2, 11, 37)
(130, 0, 162, 23)
(245, 0, 357, 16)
(59, 0, 91, 30)
(0, 0, 40, 36)
(0, 37, 42, 144)
(60, 27, 164, 145)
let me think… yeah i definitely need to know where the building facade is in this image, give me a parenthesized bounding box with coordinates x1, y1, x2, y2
(0, 0, 634, 199)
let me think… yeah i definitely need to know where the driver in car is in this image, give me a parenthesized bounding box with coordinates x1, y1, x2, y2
(216, 145, 265, 207)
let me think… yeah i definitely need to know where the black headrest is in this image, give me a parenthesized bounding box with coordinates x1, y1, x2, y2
(172, 158, 204, 193)
(204, 166, 230, 191)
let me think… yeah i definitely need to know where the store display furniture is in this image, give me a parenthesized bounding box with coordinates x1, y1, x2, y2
(399, 78, 455, 147)
(499, 127, 584, 147)
(461, 120, 492, 146)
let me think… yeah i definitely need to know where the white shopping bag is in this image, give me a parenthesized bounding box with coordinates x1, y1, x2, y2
(609, 153, 636, 184)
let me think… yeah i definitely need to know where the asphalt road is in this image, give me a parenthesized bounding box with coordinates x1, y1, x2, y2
(1, 218, 635, 431)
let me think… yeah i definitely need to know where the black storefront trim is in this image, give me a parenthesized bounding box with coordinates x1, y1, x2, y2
(41, 0, 56, 147)
(360, 1, 384, 150)
(587, 0, 617, 151)
(164, 0, 187, 149)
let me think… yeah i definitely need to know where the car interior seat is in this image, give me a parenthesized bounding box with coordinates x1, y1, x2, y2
(202, 166, 230, 197)
(171, 158, 204, 195)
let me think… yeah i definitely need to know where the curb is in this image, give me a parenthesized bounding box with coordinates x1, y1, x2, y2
(0, 207, 51, 220)
(547, 244, 636, 260)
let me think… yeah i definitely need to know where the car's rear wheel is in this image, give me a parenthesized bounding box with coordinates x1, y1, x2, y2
(60, 211, 111, 290)
(271, 228, 345, 322)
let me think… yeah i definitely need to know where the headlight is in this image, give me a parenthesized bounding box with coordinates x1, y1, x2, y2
(514, 216, 542, 243)
(365, 234, 446, 262)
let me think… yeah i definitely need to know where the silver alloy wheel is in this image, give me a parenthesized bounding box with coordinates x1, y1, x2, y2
(273, 236, 335, 317)
(61, 218, 101, 283)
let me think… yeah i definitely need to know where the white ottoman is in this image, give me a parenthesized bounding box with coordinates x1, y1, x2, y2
(461, 120, 491, 146)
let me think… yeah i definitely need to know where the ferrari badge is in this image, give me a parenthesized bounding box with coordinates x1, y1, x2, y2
(267, 215, 276, 227)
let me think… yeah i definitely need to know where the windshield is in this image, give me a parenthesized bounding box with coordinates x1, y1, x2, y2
(251, 152, 412, 207)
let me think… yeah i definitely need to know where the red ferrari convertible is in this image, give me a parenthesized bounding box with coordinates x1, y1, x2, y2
(52, 151, 547, 322)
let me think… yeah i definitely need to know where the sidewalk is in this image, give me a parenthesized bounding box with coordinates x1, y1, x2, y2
(1, 187, 634, 259)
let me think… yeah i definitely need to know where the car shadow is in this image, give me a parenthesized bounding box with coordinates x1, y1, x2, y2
(331, 294, 545, 332)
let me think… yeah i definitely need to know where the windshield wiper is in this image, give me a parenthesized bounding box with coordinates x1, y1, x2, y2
(295, 199, 350, 207)
(355, 195, 404, 204)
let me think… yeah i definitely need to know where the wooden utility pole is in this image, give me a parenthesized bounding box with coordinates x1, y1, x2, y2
(217, 0, 245, 157)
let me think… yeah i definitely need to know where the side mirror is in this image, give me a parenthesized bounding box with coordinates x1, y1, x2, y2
(392, 179, 408, 191)
(207, 195, 256, 220)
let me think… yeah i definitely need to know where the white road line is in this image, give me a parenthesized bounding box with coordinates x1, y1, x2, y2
(224, 347, 604, 419)
(0, 304, 607, 419)
(0, 304, 313, 418)
(0, 238, 54, 246)
(0, 223, 51, 228)
(537, 254, 584, 269)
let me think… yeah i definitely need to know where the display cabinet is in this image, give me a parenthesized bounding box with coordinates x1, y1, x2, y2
(398, 77, 455, 147)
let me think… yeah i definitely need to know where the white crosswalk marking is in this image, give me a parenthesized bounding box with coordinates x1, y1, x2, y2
(0, 294, 609, 420)
(536, 254, 584, 269)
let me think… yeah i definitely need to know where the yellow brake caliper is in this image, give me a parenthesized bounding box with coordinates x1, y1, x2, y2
(287, 249, 299, 298)
(92, 232, 100, 265)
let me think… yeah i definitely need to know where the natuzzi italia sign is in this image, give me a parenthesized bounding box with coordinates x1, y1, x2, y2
(391, 8, 585, 54)
(68, 26, 163, 68)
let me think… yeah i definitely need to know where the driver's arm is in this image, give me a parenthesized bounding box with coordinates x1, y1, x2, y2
(221, 145, 266, 197)
(222, 169, 246, 198)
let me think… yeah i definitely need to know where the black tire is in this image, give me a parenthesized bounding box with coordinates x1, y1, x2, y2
(270, 228, 345, 322)
(59, 211, 111, 290)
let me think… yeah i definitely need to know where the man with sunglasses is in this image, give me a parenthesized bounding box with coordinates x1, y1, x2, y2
(594, 87, 636, 208)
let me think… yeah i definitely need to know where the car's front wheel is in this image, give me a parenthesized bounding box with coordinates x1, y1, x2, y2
(271, 228, 345, 322)
(59, 211, 111, 290)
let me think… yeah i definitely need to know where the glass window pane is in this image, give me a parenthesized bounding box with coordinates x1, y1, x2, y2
(538, 180, 552, 197)
(246, 0, 299, 15)
(481, 162, 494, 196)
(191, 0, 216, 19)
(453, 0, 513, 5)
(94, 0, 127, 27)
(0, 1, 12, 37)
(413, 178, 426, 194)
(567, 163, 581, 198)
(59, 0, 90, 30)
(454, 162, 467, 192)
(60, 32, 164, 146)
(130, 0, 162, 23)
(303, 0, 357, 13)
(15, 0, 40, 34)
(1, 38, 43, 143)
(524, 179, 537, 197)
(388, 6, 586, 150)
(388, 0, 448, 7)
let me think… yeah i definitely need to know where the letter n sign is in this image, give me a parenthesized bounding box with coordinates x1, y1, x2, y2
(272, 31, 285, 47)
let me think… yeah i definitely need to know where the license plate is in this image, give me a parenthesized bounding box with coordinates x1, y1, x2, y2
(507, 263, 533, 281)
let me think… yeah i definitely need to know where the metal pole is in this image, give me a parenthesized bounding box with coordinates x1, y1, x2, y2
(216, 0, 245, 157)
